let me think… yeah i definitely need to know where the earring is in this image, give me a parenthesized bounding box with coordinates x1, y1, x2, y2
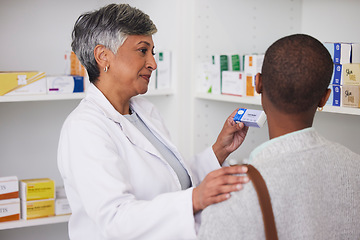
(317, 107, 323, 111)
(104, 66, 108, 72)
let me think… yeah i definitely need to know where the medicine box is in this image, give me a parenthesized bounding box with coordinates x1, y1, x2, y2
(155, 51, 171, 89)
(221, 71, 245, 96)
(326, 85, 342, 107)
(21, 199, 55, 220)
(244, 54, 264, 75)
(20, 178, 55, 201)
(342, 85, 360, 108)
(233, 108, 267, 128)
(211, 54, 229, 94)
(55, 198, 71, 216)
(0, 176, 19, 200)
(323, 42, 351, 64)
(0, 198, 20, 222)
(228, 54, 242, 71)
(331, 64, 343, 85)
(342, 63, 360, 85)
(245, 74, 256, 97)
(199, 62, 217, 93)
(0, 71, 46, 96)
(352, 43, 360, 63)
(47, 75, 84, 94)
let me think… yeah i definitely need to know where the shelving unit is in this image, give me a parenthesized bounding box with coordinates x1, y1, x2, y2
(0, 215, 70, 230)
(195, 92, 360, 116)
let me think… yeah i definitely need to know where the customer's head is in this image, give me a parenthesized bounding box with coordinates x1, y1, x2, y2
(259, 34, 333, 114)
(71, 4, 157, 83)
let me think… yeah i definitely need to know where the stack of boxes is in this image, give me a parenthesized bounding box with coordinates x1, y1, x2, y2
(324, 42, 360, 108)
(20, 178, 55, 220)
(0, 176, 20, 223)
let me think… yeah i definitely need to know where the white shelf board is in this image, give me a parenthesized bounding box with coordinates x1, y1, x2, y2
(0, 93, 85, 103)
(0, 215, 70, 230)
(195, 92, 360, 116)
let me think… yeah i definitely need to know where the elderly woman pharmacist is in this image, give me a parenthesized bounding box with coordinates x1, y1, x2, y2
(57, 3, 249, 240)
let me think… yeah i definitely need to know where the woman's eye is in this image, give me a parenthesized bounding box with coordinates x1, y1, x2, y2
(139, 48, 147, 54)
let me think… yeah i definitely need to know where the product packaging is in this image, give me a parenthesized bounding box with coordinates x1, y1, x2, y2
(342, 63, 360, 85)
(210, 54, 229, 94)
(233, 108, 267, 128)
(0, 176, 19, 200)
(0, 198, 20, 222)
(323, 42, 351, 64)
(221, 71, 245, 96)
(47, 75, 84, 94)
(155, 51, 172, 89)
(55, 198, 71, 216)
(326, 85, 342, 107)
(0, 71, 46, 96)
(20, 178, 55, 201)
(342, 85, 360, 108)
(21, 199, 55, 220)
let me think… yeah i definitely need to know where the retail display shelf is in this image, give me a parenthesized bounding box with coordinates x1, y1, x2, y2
(195, 92, 360, 116)
(0, 215, 70, 230)
(0, 89, 174, 103)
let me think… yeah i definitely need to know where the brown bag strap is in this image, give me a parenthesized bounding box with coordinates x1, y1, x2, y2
(245, 164, 278, 240)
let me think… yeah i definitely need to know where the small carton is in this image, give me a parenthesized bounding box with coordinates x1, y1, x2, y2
(351, 43, 360, 64)
(342, 63, 360, 85)
(233, 108, 267, 128)
(155, 51, 172, 89)
(221, 71, 245, 96)
(342, 85, 360, 108)
(243, 54, 264, 75)
(228, 54, 242, 71)
(21, 199, 55, 220)
(211, 54, 229, 94)
(326, 85, 342, 107)
(55, 198, 71, 216)
(0, 176, 19, 200)
(331, 64, 343, 85)
(245, 74, 255, 97)
(20, 178, 55, 201)
(47, 75, 84, 94)
(0, 198, 20, 222)
(323, 42, 351, 64)
(0, 71, 46, 96)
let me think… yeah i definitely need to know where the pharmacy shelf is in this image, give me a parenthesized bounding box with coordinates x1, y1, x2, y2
(0, 89, 174, 103)
(195, 92, 360, 116)
(0, 215, 70, 230)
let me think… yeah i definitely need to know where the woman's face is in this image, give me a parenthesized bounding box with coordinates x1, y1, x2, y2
(110, 35, 157, 96)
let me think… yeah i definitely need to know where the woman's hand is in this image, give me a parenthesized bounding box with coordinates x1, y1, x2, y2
(192, 165, 249, 214)
(213, 109, 249, 165)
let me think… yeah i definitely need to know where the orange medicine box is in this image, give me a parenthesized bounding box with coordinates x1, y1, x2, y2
(0, 198, 20, 222)
(0, 176, 19, 200)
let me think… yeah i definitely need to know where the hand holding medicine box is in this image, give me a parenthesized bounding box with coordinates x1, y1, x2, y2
(233, 108, 267, 128)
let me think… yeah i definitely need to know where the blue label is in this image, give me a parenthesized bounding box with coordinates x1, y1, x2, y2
(73, 76, 84, 92)
(334, 43, 341, 64)
(333, 64, 342, 85)
(332, 85, 341, 106)
(233, 108, 247, 122)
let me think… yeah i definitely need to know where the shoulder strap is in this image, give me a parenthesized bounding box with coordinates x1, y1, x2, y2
(245, 164, 278, 240)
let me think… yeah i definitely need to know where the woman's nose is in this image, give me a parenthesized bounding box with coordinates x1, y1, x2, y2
(147, 54, 157, 71)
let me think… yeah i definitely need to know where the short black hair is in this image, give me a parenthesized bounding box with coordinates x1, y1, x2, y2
(261, 34, 333, 113)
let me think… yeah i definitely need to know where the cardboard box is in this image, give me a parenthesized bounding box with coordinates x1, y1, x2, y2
(155, 51, 171, 89)
(326, 85, 342, 107)
(244, 54, 264, 75)
(221, 71, 245, 96)
(323, 42, 351, 64)
(228, 54, 242, 71)
(0, 176, 19, 200)
(55, 198, 71, 216)
(47, 75, 84, 94)
(0, 71, 46, 96)
(342, 85, 360, 108)
(342, 63, 360, 85)
(0, 198, 20, 222)
(20, 178, 55, 201)
(352, 43, 360, 63)
(21, 199, 55, 220)
(331, 64, 343, 85)
(211, 55, 229, 94)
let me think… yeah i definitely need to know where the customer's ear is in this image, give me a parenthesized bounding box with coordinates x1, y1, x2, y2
(255, 73, 263, 94)
(318, 88, 331, 108)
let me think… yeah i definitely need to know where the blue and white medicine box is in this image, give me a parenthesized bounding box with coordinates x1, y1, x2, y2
(323, 42, 351, 65)
(233, 108, 267, 128)
(326, 85, 341, 107)
(331, 64, 343, 85)
(47, 76, 84, 94)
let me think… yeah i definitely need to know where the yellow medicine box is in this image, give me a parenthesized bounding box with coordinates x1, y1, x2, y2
(21, 199, 55, 220)
(20, 178, 55, 201)
(0, 71, 46, 96)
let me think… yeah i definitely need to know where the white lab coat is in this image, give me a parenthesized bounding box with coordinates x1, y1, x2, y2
(57, 84, 220, 240)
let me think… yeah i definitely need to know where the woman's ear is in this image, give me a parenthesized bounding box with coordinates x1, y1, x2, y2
(318, 88, 331, 108)
(255, 73, 263, 94)
(94, 45, 109, 69)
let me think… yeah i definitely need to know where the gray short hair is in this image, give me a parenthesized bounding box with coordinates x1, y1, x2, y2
(71, 4, 157, 83)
